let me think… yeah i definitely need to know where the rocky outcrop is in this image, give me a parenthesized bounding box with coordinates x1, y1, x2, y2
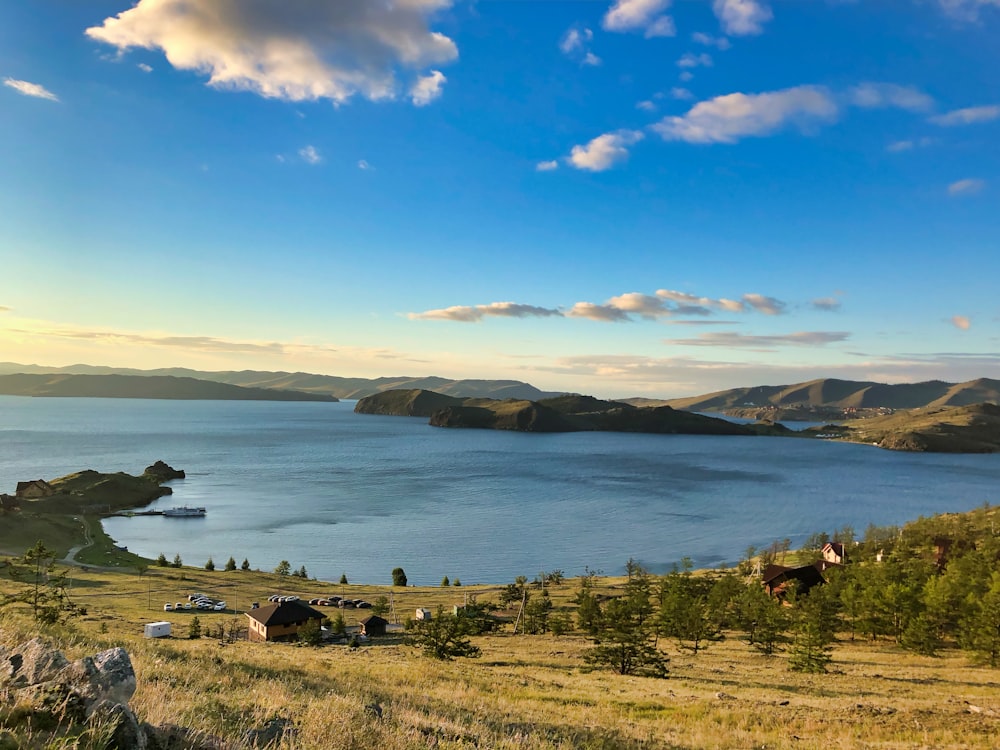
(143, 461, 186, 482)
(355, 389, 463, 417)
(0, 638, 218, 749)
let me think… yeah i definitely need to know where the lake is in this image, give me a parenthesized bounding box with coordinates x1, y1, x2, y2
(2, 396, 998, 585)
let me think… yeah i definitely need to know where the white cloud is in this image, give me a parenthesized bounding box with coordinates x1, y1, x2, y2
(137, 63, 153, 73)
(559, 27, 592, 55)
(3, 77, 59, 101)
(567, 302, 631, 322)
(712, 0, 773, 36)
(299, 145, 322, 165)
(886, 137, 934, 153)
(357, 159, 371, 170)
(691, 32, 731, 50)
(742, 293, 786, 315)
(86, 0, 457, 106)
(652, 85, 838, 144)
(849, 83, 934, 112)
(930, 105, 1000, 126)
(536, 160, 559, 172)
(671, 87, 694, 100)
(663, 331, 849, 348)
(410, 70, 446, 106)
(677, 52, 713, 68)
(603, 0, 676, 38)
(812, 297, 842, 311)
(568, 130, 644, 172)
(636, 100, 657, 112)
(947, 178, 986, 195)
(583, 52, 603, 67)
(952, 315, 971, 330)
(678, 71, 694, 82)
(409, 302, 563, 322)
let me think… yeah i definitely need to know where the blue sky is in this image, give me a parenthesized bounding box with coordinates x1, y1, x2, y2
(1, 0, 998, 398)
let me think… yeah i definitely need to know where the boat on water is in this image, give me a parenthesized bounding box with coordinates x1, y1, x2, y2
(162, 506, 207, 517)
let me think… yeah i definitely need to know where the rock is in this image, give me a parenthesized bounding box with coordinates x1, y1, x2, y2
(92, 647, 138, 707)
(365, 702, 383, 719)
(244, 717, 296, 748)
(714, 691, 736, 701)
(89, 700, 147, 750)
(2, 638, 69, 687)
(143, 461, 185, 481)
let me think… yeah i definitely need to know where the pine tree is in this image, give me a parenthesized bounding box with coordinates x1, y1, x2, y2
(156, 553, 168, 567)
(339, 573, 348, 585)
(788, 589, 835, 673)
(274, 560, 291, 576)
(241, 558, 250, 571)
(441, 576, 450, 587)
(960, 571, 1000, 666)
(224, 556, 237, 572)
(188, 616, 202, 640)
(172, 553, 183, 568)
(204, 557, 215, 571)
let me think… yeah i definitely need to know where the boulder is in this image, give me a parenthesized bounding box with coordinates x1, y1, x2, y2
(2, 638, 69, 687)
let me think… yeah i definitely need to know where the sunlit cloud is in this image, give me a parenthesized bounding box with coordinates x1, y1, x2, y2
(812, 297, 842, 311)
(603, 0, 676, 38)
(652, 85, 838, 144)
(86, 0, 457, 106)
(566, 302, 631, 322)
(408, 302, 563, 322)
(952, 315, 971, 330)
(930, 105, 1000, 126)
(3, 77, 59, 101)
(560, 27, 601, 65)
(677, 52, 713, 68)
(663, 331, 850, 349)
(137, 63, 153, 73)
(299, 145, 322, 165)
(742, 293, 786, 315)
(948, 178, 985, 195)
(691, 32, 731, 50)
(712, 0, 772, 36)
(568, 130, 644, 172)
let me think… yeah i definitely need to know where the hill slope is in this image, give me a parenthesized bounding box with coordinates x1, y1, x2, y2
(0, 373, 337, 401)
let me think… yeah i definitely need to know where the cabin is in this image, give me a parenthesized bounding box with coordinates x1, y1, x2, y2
(15, 479, 55, 500)
(762, 563, 827, 599)
(245, 600, 324, 642)
(415, 608, 432, 621)
(822, 542, 845, 565)
(359, 614, 388, 638)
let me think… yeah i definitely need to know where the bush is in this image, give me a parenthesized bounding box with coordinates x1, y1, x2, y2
(392, 567, 408, 586)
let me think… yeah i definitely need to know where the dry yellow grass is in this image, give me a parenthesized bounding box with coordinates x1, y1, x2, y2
(2, 564, 999, 749)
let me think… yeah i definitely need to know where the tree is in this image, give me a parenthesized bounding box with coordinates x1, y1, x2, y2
(295, 565, 308, 578)
(575, 575, 603, 636)
(156, 553, 168, 567)
(188, 616, 202, 640)
(410, 607, 481, 660)
(659, 567, 719, 654)
(737, 582, 789, 655)
(298, 617, 322, 646)
(452, 578, 461, 587)
(960, 571, 1000, 666)
(331, 612, 347, 636)
(274, 560, 291, 576)
(788, 588, 836, 673)
(224, 556, 237, 572)
(441, 576, 450, 587)
(241, 558, 251, 571)
(373, 595, 390, 617)
(204, 557, 215, 571)
(549, 612, 572, 636)
(171, 553, 183, 568)
(339, 573, 348, 585)
(392, 567, 408, 586)
(584, 563, 668, 677)
(523, 591, 553, 634)
(3, 541, 78, 624)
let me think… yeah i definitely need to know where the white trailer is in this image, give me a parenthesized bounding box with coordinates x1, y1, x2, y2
(144, 621, 172, 638)
(415, 608, 432, 621)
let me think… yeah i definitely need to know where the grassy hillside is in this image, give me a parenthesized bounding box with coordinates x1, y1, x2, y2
(661, 377, 1000, 412)
(0, 373, 337, 401)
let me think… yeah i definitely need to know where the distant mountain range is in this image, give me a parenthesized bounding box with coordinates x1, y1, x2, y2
(646, 377, 1000, 412)
(0, 363, 563, 401)
(0, 373, 336, 402)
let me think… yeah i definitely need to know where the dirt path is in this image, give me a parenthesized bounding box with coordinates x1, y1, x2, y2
(62, 516, 93, 564)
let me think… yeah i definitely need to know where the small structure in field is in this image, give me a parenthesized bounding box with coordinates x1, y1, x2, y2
(822, 542, 845, 565)
(15, 479, 55, 500)
(245, 600, 325, 642)
(415, 608, 432, 621)
(762, 563, 827, 599)
(359, 615, 388, 638)
(144, 621, 172, 639)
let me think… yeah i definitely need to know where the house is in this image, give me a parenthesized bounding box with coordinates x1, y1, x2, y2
(359, 614, 388, 638)
(245, 600, 324, 642)
(15, 479, 55, 500)
(822, 542, 845, 565)
(415, 608, 432, 621)
(762, 563, 827, 599)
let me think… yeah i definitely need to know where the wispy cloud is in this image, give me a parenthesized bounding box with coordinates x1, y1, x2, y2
(948, 177, 985, 195)
(952, 315, 971, 330)
(886, 137, 934, 153)
(410, 70, 446, 107)
(848, 82, 934, 112)
(408, 302, 563, 322)
(712, 0, 772, 36)
(677, 52, 713, 69)
(812, 297, 842, 311)
(299, 145, 322, 165)
(3, 77, 59, 101)
(603, 0, 676, 38)
(86, 0, 457, 106)
(357, 159, 372, 170)
(137, 63, 153, 73)
(0, 306, 10, 313)
(651, 85, 838, 144)
(560, 27, 602, 66)
(568, 130, 644, 172)
(663, 331, 849, 349)
(636, 100, 657, 112)
(670, 87, 693, 100)
(536, 160, 559, 172)
(691, 32, 731, 50)
(742, 293, 786, 315)
(567, 302, 633, 322)
(930, 105, 1000, 126)
(936, 0, 1000, 21)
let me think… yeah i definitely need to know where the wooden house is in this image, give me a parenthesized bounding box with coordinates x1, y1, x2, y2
(15, 479, 54, 500)
(762, 563, 827, 599)
(359, 614, 388, 638)
(245, 600, 324, 642)
(822, 542, 845, 565)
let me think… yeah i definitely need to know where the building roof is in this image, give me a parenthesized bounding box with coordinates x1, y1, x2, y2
(360, 614, 388, 627)
(823, 542, 845, 555)
(245, 600, 324, 627)
(16, 479, 53, 493)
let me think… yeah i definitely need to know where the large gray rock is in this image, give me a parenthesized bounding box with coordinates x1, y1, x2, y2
(89, 700, 148, 750)
(2, 638, 69, 687)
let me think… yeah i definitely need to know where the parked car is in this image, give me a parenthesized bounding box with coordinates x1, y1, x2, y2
(356, 601, 372, 609)
(183, 603, 193, 610)
(214, 602, 226, 611)
(163, 603, 174, 611)
(268, 595, 281, 602)
(308, 598, 322, 605)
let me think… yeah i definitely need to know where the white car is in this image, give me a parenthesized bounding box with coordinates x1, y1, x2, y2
(213, 602, 226, 611)
(183, 603, 193, 610)
(163, 603, 174, 611)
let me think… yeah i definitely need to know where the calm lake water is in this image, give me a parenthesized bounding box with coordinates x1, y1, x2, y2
(2, 396, 999, 585)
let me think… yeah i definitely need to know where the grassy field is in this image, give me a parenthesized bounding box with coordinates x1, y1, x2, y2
(2, 563, 998, 749)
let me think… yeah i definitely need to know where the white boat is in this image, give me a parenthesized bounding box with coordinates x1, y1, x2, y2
(162, 506, 206, 517)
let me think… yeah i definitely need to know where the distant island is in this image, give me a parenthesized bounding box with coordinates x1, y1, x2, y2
(0, 373, 338, 402)
(356, 390, 787, 437)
